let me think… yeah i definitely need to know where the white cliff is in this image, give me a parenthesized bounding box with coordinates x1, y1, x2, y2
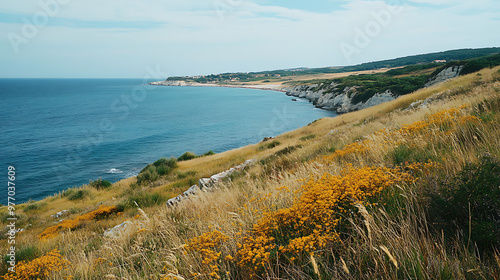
(425, 65, 463, 87)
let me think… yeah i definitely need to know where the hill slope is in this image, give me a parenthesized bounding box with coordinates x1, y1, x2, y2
(164, 47, 500, 84)
(1, 67, 500, 279)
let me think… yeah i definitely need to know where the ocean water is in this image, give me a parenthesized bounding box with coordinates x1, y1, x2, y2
(0, 79, 336, 203)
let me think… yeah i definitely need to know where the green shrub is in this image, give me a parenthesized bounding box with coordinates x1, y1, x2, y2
(259, 141, 281, 151)
(428, 156, 500, 253)
(275, 146, 300, 156)
(89, 178, 112, 190)
(300, 134, 316, 141)
(176, 170, 197, 179)
(178, 152, 197, 161)
(202, 151, 216, 156)
(23, 201, 47, 212)
(137, 158, 177, 185)
(154, 157, 177, 168)
(63, 188, 90, 201)
(137, 165, 159, 185)
(125, 192, 166, 208)
(3, 245, 39, 265)
(388, 144, 437, 165)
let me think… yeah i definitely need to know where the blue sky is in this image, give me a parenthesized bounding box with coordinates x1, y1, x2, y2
(1, 0, 499, 78)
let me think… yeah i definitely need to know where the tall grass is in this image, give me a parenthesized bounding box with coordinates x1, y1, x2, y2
(1, 67, 500, 279)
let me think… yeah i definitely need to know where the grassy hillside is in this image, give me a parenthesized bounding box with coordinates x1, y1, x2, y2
(166, 47, 500, 84)
(1, 67, 500, 279)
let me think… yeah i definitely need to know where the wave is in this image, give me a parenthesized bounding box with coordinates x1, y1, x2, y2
(107, 168, 123, 174)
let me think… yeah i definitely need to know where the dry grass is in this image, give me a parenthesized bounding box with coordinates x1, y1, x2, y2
(1, 67, 500, 279)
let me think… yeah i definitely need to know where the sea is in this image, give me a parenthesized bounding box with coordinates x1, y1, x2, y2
(0, 79, 336, 203)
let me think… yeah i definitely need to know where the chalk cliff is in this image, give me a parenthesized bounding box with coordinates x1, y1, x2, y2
(285, 83, 396, 114)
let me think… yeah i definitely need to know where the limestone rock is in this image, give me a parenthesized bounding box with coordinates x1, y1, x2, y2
(104, 221, 134, 238)
(51, 210, 69, 219)
(425, 66, 463, 87)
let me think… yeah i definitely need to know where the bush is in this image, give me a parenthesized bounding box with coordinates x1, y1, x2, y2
(178, 152, 197, 161)
(125, 192, 165, 208)
(176, 170, 197, 179)
(429, 156, 500, 253)
(259, 141, 281, 151)
(300, 134, 316, 141)
(137, 157, 178, 185)
(23, 201, 46, 213)
(388, 144, 437, 165)
(63, 188, 90, 201)
(275, 145, 300, 156)
(89, 178, 112, 190)
(137, 165, 159, 185)
(3, 246, 40, 265)
(202, 150, 216, 156)
(153, 157, 177, 168)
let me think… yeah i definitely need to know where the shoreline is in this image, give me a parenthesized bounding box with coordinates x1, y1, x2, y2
(149, 80, 288, 92)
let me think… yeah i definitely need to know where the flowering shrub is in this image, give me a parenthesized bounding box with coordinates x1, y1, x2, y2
(184, 230, 229, 279)
(324, 141, 370, 161)
(39, 205, 118, 239)
(2, 249, 71, 280)
(236, 166, 411, 274)
(398, 108, 480, 136)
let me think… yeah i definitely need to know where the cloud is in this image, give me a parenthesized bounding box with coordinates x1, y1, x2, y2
(0, 0, 499, 77)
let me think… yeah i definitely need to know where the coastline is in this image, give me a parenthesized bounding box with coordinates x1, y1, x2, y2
(149, 80, 288, 92)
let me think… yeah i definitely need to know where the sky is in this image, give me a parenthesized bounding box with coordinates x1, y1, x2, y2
(0, 0, 499, 78)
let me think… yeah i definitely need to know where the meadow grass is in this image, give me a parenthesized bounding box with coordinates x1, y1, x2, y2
(1, 67, 500, 279)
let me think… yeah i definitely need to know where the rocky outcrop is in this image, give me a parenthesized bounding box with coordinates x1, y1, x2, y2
(104, 208, 149, 238)
(166, 159, 255, 207)
(51, 210, 69, 219)
(150, 80, 188, 86)
(425, 65, 463, 87)
(104, 221, 134, 238)
(286, 84, 396, 114)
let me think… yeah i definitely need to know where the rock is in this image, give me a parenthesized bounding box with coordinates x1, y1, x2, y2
(261, 137, 275, 142)
(166, 195, 183, 207)
(166, 159, 256, 207)
(291, 99, 298, 101)
(361, 90, 395, 110)
(406, 91, 447, 110)
(198, 178, 212, 189)
(285, 79, 406, 114)
(425, 66, 463, 87)
(104, 221, 134, 238)
(51, 210, 69, 219)
(149, 80, 188, 86)
(183, 185, 199, 197)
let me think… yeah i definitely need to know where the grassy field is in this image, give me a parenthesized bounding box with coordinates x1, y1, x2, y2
(1, 67, 500, 279)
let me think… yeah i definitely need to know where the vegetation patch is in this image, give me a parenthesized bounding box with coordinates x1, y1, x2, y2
(89, 178, 112, 190)
(258, 141, 280, 151)
(177, 152, 197, 161)
(137, 157, 178, 185)
(124, 192, 166, 209)
(63, 188, 91, 201)
(300, 134, 316, 141)
(39, 205, 118, 240)
(2, 249, 71, 280)
(429, 156, 500, 253)
(23, 201, 47, 213)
